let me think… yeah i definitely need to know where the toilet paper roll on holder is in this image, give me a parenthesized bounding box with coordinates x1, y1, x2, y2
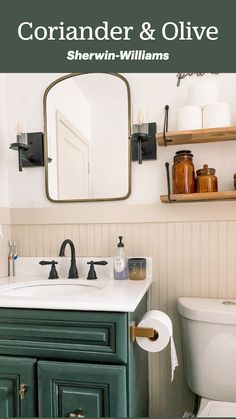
(130, 321, 159, 343)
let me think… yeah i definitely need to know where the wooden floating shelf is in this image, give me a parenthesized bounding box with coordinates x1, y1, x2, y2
(157, 126, 236, 146)
(160, 191, 236, 203)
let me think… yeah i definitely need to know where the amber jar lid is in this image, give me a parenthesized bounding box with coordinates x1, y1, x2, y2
(174, 150, 193, 162)
(175, 150, 193, 156)
(196, 164, 216, 176)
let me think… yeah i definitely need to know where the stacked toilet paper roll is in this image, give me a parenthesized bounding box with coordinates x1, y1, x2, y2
(176, 79, 231, 131)
(176, 106, 202, 131)
(203, 102, 231, 128)
(188, 80, 219, 107)
(136, 310, 178, 382)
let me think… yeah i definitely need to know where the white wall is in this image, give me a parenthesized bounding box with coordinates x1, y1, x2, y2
(5, 72, 236, 211)
(0, 74, 9, 207)
(5, 73, 54, 207)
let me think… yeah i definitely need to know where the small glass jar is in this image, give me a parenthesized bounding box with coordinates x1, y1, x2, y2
(196, 164, 218, 193)
(172, 150, 195, 194)
(128, 258, 146, 280)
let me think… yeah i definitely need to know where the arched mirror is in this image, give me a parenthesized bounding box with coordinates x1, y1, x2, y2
(44, 73, 131, 202)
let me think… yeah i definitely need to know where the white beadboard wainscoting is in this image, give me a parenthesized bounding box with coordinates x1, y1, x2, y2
(0, 225, 11, 278)
(0, 209, 12, 278)
(10, 220, 236, 417)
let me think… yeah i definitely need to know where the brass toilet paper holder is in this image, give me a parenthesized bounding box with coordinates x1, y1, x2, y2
(130, 322, 159, 343)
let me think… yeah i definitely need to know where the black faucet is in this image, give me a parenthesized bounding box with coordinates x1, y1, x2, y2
(59, 239, 79, 279)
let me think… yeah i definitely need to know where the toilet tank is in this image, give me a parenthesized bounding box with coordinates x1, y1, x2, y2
(178, 297, 236, 403)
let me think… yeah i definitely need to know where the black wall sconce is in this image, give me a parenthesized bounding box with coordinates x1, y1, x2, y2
(131, 122, 157, 164)
(10, 132, 44, 172)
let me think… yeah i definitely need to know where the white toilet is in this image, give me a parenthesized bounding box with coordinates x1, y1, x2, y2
(178, 297, 236, 417)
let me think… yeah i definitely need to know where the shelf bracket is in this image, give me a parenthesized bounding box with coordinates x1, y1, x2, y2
(163, 105, 172, 147)
(165, 162, 174, 203)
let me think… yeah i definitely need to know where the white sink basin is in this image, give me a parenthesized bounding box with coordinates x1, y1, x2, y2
(0, 256, 152, 311)
(0, 280, 104, 300)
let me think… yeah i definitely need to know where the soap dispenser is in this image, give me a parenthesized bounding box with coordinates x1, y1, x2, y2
(114, 236, 128, 280)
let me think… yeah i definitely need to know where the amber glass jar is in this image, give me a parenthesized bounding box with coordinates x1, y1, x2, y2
(196, 164, 218, 192)
(234, 173, 236, 191)
(172, 150, 195, 194)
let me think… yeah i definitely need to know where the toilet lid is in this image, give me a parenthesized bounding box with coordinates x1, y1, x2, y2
(198, 400, 236, 417)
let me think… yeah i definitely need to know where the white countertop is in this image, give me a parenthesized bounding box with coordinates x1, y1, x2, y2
(0, 275, 152, 312)
(0, 257, 152, 312)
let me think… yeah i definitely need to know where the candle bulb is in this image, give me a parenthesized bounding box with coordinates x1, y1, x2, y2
(16, 118, 28, 145)
(9, 117, 30, 172)
(137, 110, 144, 125)
(132, 108, 149, 135)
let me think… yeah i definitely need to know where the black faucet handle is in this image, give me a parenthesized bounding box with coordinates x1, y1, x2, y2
(87, 260, 108, 280)
(92, 261, 108, 266)
(39, 260, 59, 280)
(39, 260, 58, 266)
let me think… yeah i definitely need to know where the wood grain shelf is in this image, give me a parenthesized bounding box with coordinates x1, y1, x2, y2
(160, 191, 236, 203)
(157, 126, 236, 146)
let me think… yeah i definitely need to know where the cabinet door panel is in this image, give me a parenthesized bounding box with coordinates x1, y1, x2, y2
(0, 376, 16, 417)
(0, 356, 36, 417)
(38, 360, 127, 417)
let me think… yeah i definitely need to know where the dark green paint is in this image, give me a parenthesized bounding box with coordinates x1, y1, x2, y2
(0, 0, 235, 71)
(0, 302, 147, 417)
(38, 360, 127, 417)
(0, 309, 127, 363)
(0, 356, 37, 417)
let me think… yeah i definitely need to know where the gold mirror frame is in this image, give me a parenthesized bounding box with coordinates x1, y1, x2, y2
(43, 72, 131, 203)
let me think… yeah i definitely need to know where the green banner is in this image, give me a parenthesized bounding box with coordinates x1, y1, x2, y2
(0, 0, 235, 72)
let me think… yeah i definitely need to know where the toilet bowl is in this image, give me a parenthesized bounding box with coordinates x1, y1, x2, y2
(178, 297, 236, 417)
(197, 398, 236, 417)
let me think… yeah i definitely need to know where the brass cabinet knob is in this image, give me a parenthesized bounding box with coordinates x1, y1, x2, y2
(18, 383, 29, 400)
(69, 410, 85, 418)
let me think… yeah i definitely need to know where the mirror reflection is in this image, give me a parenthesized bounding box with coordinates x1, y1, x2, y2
(44, 73, 131, 202)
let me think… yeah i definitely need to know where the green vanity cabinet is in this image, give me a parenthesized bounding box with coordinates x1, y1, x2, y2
(0, 356, 36, 417)
(0, 295, 148, 417)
